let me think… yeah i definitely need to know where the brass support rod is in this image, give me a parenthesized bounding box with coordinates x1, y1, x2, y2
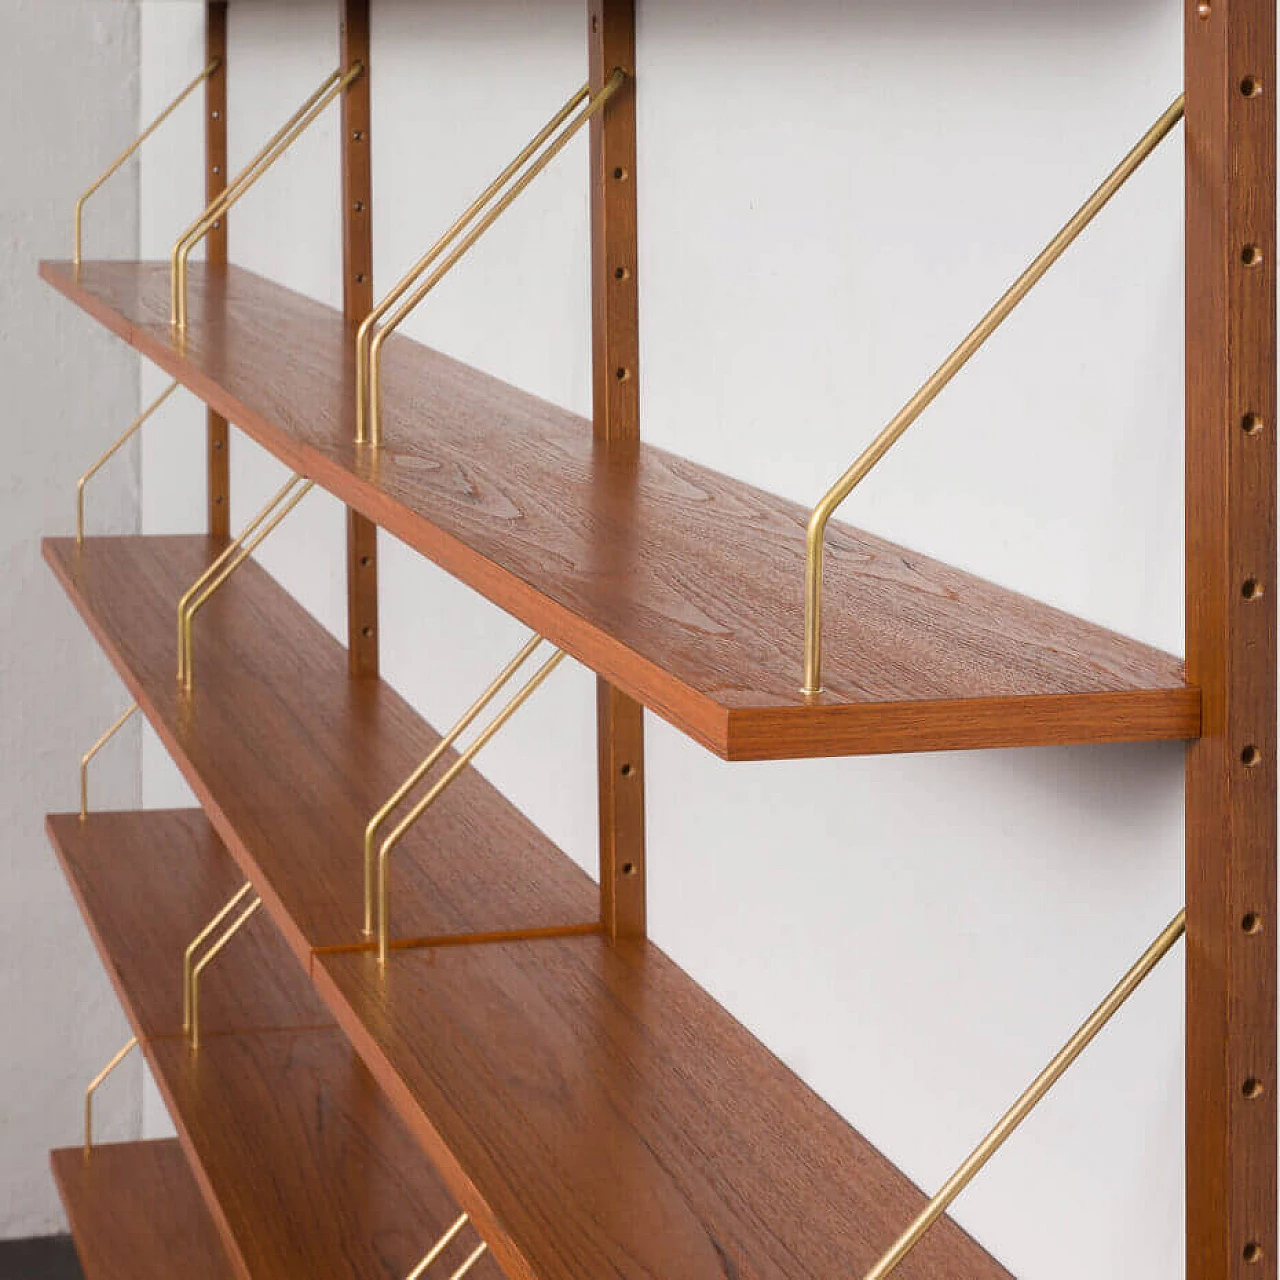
(178, 477, 315, 691)
(448, 1244, 489, 1280)
(405, 1214, 470, 1280)
(188, 895, 262, 1051)
(83, 1036, 138, 1157)
(182, 882, 255, 1035)
(360, 70, 625, 447)
(77, 381, 180, 545)
(176, 473, 306, 684)
(170, 63, 363, 329)
(801, 93, 1187, 695)
(363, 634, 546, 935)
(354, 81, 591, 443)
(377, 648, 567, 964)
(79, 703, 139, 821)
(863, 908, 1187, 1280)
(74, 60, 220, 267)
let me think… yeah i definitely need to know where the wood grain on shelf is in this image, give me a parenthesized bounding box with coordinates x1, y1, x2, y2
(45, 535, 599, 964)
(316, 935, 1014, 1280)
(52, 1141, 234, 1280)
(46, 809, 328, 1038)
(48, 808, 499, 1280)
(40, 259, 1200, 759)
(147, 1027, 501, 1280)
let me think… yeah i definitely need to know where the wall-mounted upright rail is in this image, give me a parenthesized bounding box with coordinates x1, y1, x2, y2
(205, 2, 230, 538)
(1184, 3, 1278, 1279)
(589, 0, 647, 940)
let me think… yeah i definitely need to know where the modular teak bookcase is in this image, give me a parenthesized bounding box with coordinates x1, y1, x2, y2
(36, 3, 1276, 1279)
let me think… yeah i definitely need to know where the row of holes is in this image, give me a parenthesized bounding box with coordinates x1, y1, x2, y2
(1234, 40, 1268, 1274)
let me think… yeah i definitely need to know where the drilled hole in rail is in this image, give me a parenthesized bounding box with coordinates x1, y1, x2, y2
(1244, 1243, 1263, 1265)
(616, 367, 631, 382)
(614, 266, 631, 281)
(362, 626, 373, 639)
(620, 763, 633, 777)
(1244, 912, 1263, 934)
(622, 862, 636, 877)
(1242, 76, 1264, 97)
(1242, 245, 1264, 267)
(1243, 413, 1265, 435)
(1242, 745, 1263, 768)
(1243, 579, 1265, 601)
(1243, 1078, 1265, 1100)
(613, 166, 628, 181)
(359, 555, 371, 568)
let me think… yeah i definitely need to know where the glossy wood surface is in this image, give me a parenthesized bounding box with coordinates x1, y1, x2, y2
(52, 1141, 234, 1280)
(317, 935, 1014, 1280)
(40, 259, 1199, 759)
(45, 535, 599, 964)
(1184, 1, 1278, 1277)
(46, 809, 327, 1038)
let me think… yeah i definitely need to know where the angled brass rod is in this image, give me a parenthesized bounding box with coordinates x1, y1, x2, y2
(361, 69, 626, 448)
(377, 648, 567, 965)
(363, 634, 546, 935)
(188, 895, 262, 1051)
(801, 92, 1187, 696)
(84, 1036, 138, 1156)
(176, 473, 307, 684)
(77, 381, 180, 545)
(864, 908, 1187, 1280)
(182, 883, 255, 1035)
(75, 59, 220, 267)
(79, 703, 139, 821)
(179, 477, 315, 691)
(170, 62, 364, 329)
(354, 81, 591, 444)
(448, 1244, 489, 1280)
(405, 1214, 471, 1280)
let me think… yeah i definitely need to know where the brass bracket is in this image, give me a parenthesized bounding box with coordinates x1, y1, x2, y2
(863, 909, 1186, 1280)
(83, 1036, 139, 1157)
(355, 70, 626, 448)
(185, 889, 263, 1051)
(170, 62, 364, 330)
(75, 60, 220, 267)
(79, 703, 139, 821)
(77, 381, 180, 545)
(368, 637, 566, 965)
(801, 93, 1187, 696)
(406, 1213, 488, 1280)
(177, 475, 315, 691)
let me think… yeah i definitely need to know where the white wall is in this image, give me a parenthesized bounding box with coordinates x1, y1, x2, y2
(0, 0, 143, 1239)
(139, 2, 1193, 1276)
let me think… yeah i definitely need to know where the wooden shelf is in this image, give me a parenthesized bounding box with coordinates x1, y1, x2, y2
(316, 935, 1014, 1280)
(40, 259, 1200, 760)
(45, 534, 599, 965)
(46, 808, 502, 1280)
(52, 1140, 234, 1280)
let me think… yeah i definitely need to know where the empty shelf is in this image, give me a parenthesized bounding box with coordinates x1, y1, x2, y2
(42, 259, 1199, 759)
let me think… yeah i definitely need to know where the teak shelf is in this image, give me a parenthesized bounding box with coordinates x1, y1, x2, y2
(36, 2, 1276, 1280)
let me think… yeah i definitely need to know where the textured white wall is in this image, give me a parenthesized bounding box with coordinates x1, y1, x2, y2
(139, 2, 1195, 1276)
(0, 0, 142, 1239)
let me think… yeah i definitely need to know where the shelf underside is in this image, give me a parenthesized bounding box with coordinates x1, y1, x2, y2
(46, 545, 1013, 1280)
(46, 809, 501, 1280)
(42, 259, 1199, 759)
(52, 1140, 234, 1280)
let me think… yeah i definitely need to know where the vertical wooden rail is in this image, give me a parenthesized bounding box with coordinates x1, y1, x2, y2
(205, 1, 229, 537)
(1185, 3, 1277, 1279)
(341, 0, 379, 676)
(589, 0, 645, 938)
